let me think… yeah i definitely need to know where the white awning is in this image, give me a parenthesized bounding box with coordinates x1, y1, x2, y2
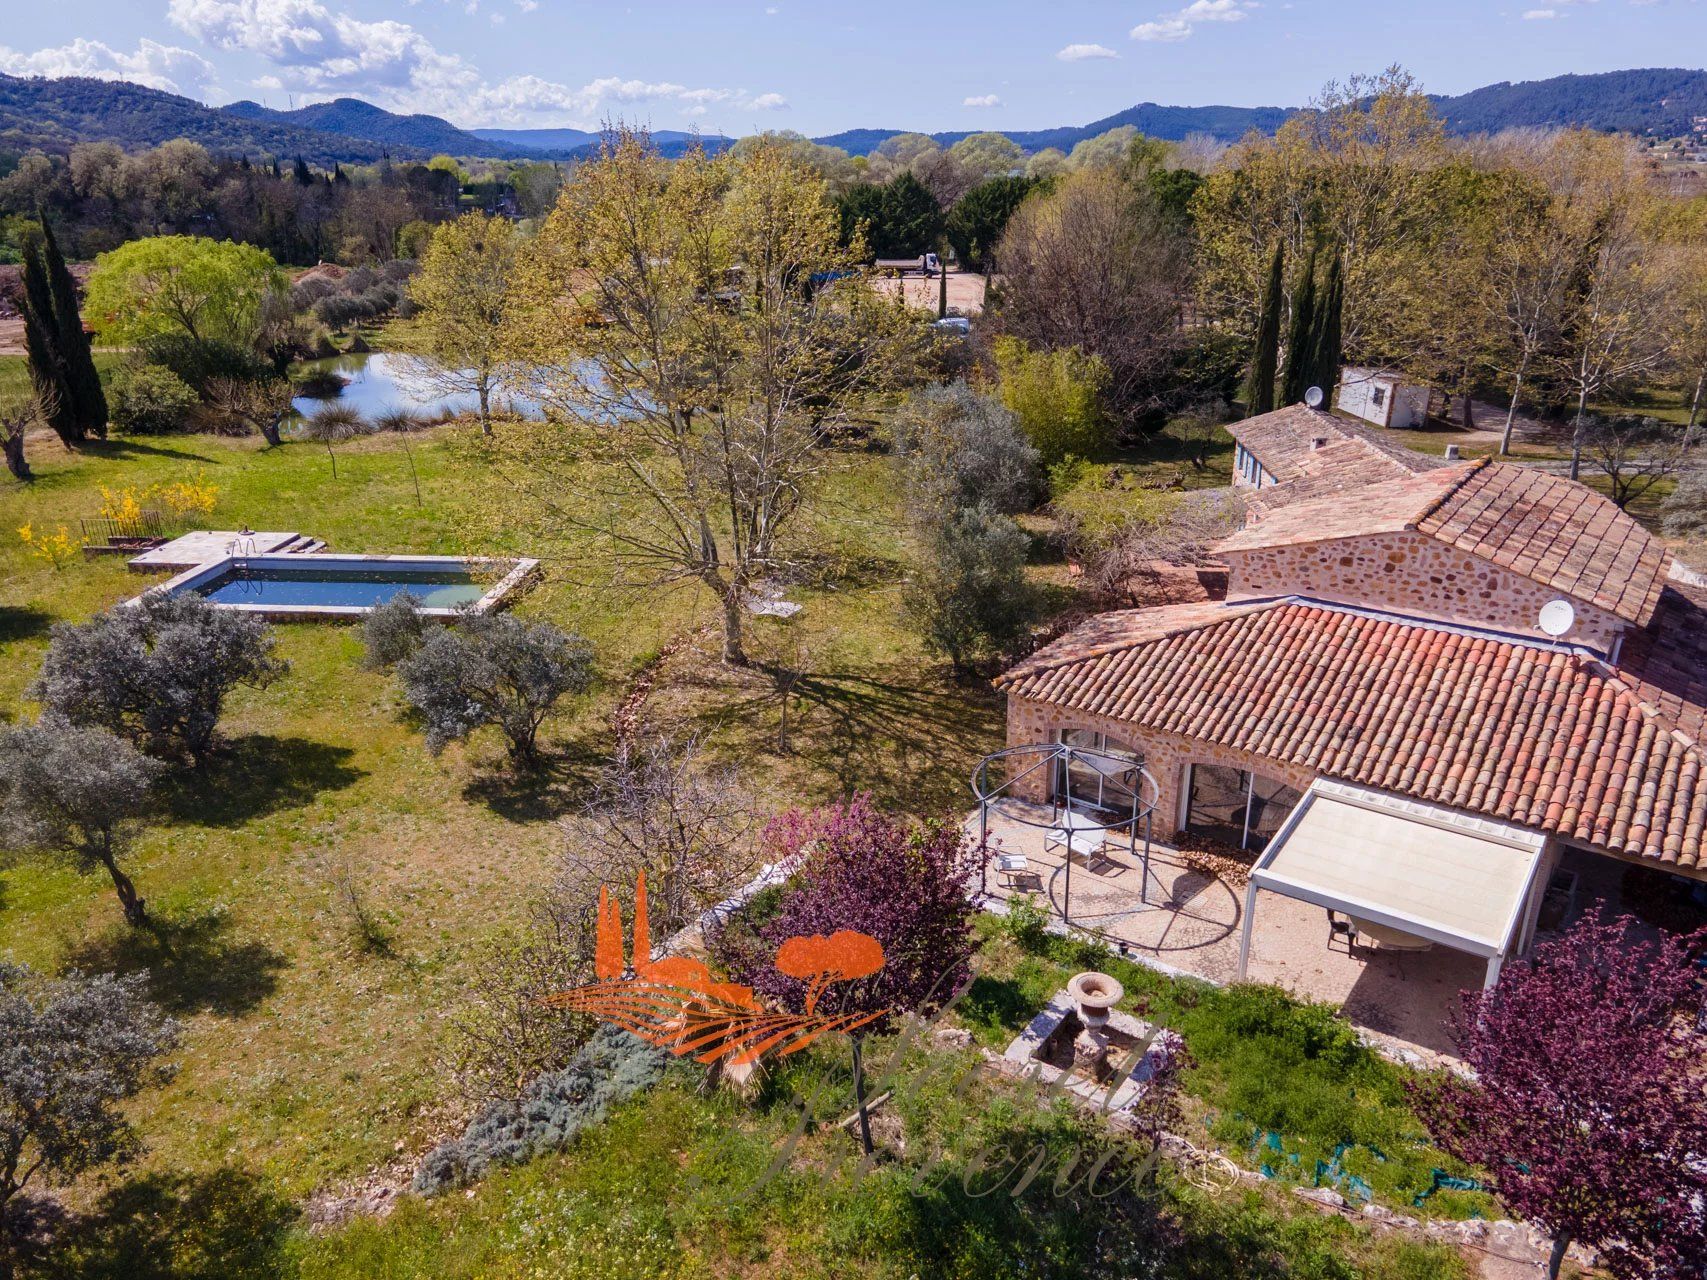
(1244, 779, 1548, 961)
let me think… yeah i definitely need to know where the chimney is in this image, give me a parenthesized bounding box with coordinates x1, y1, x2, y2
(1444, 444, 1461, 461)
(1310, 435, 1330, 451)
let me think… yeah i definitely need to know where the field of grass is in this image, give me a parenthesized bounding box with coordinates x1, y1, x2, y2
(281, 1041, 1470, 1280)
(0, 351, 126, 402)
(0, 424, 1003, 1211)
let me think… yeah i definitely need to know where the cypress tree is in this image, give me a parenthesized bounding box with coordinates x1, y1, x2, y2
(293, 156, 312, 185)
(1279, 244, 1318, 406)
(21, 214, 106, 444)
(1308, 248, 1345, 406)
(1244, 240, 1284, 417)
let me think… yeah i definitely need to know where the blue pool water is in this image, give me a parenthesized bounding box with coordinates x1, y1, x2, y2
(195, 564, 487, 610)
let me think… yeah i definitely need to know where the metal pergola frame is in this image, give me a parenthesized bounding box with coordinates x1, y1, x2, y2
(970, 742, 1162, 929)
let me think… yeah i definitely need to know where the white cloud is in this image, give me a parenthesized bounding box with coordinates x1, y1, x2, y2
(1522, 6, 1559, 15)
(1056, 43, 1118, 61)
(0, 37, 216, 95)
(167, 0, 759, 125)
(1132, 0, 1256, 42)
(963, 94, 1001, 108)
(749, 91, 788, 110)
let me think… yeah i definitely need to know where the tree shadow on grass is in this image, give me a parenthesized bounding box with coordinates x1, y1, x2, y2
(61, 906, 289, 1017)
(688, 663, 1004, 813)
(76, 437, 219, 465)
(958, 974, 1040, 1040)
(459, 732, 605, 823)
(20, 1168, 296, 1280)
(160, 735, 364, 827)
(0, 605, 54, 646)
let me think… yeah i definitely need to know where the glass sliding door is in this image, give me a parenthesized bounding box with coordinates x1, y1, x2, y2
(1185, 764, 1303, 852)
(1055, 729, 1143, 815)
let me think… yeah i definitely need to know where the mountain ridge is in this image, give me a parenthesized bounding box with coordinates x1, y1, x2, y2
(1, 67, 1703, 168)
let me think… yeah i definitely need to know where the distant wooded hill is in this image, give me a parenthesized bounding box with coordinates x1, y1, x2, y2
(222, 98, 561, 161)
(0, 75, 406, 166)
(1, 67, 1703, 168)
(814, 68, 1707, 154)
(471, 126, 732, 156)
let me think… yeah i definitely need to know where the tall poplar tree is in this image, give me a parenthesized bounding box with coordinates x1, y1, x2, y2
(1244, 241, 1284, 417)
(21, 214, 107, 445)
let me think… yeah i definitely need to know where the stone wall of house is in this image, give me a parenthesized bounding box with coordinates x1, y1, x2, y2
(1002, 693, 1320, 839)
(1220, 530, 1625, 651)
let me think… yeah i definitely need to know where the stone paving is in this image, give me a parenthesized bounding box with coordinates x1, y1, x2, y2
(969, 799, 1487, 1059)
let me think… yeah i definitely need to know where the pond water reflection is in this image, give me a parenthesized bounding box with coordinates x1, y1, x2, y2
(290, 352, 546, 422)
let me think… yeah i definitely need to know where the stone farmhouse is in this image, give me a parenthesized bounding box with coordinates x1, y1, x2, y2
(994, 404, 1706, 1005)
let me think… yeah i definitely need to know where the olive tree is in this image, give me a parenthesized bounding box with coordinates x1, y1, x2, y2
(0, 963, 178, 1249)
(904, 503, 1033, 674)
(0, 720, 162, 926)
(891, 380, 1040, 519)
(361, 591, 429, 671)
(397, 613, 594, 763)
(31, 593, 287, 764)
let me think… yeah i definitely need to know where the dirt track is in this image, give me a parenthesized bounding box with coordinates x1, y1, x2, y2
(871, 268, 987, 315)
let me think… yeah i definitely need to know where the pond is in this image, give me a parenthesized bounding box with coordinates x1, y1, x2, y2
(289, 352, 547, 422)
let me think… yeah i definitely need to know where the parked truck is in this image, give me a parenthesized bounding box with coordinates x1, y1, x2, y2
(874, 252, 941, 277)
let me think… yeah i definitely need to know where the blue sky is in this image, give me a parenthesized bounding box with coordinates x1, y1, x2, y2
(2, 1, 1702, 137)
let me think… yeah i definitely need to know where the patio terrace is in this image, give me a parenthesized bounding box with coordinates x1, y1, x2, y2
(968, 799, 1490, 1061)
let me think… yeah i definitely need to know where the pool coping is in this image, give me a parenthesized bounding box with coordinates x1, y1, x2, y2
(130, 553, 541, 621)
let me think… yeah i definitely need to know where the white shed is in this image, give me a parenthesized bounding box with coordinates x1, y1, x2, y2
(1336, 368, 1430, 430)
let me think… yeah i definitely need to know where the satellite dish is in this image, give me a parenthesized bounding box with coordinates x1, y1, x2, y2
(1304, 386, 1324, 408)
(1538, 599, 1576, 639)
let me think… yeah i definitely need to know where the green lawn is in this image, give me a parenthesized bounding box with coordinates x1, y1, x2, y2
(0, 350, 126, 402)
(0, 425, 1003, 1207)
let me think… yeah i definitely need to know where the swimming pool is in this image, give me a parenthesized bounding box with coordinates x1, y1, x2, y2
(142, 553, 539, 620)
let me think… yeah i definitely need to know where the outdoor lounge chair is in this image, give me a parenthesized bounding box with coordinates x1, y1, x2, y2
(995, 853, 1043, 893)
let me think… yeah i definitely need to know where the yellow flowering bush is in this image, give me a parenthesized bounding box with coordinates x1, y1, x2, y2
(98, 485, 144, 524)
(97, 474, 220, 527)
(17, 522, 79, 570)
(152, 474, 219, 522)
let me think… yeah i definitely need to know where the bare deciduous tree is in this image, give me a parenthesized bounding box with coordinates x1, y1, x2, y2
(991, 166, 1188, 428)
(556, 735, 763, 946)
(205, 375, 292, 447)
(1579, 415, 1695, 511)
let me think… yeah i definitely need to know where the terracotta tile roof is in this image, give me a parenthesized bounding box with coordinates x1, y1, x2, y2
(1221, 467, 1468, 548)
(1243, 439, 1435, 517)
(1227, 405, 1441, 486)
(997, 599, 1707, 872)
(1415, 459, 1668, 625)
(1218, 458, 1671, 625)
(1619, 580, 1707, 743)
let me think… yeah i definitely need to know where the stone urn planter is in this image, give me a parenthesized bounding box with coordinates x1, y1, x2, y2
(1067, 971, 1125, 1079)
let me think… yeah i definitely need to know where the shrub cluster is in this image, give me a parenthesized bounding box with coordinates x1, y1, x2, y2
(107, 362, 199, 435)
(293, 261, 417, 332)
(31, 593, 287, 763)
(412, 1024, 667, 1195)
